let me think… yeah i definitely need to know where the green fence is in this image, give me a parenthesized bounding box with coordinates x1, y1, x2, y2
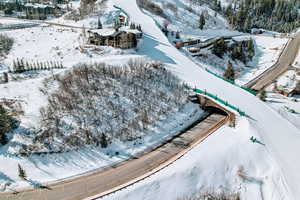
(193, 88, 246, 116)
(205, 68, 257, 96)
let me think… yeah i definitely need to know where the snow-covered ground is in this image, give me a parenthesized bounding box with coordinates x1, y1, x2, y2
(267, 93, 300, 130)
(0, 0, 299, 199)
(236, 35, 289, 85)
(93, 0, 300, 199)
(0, 18, 32, 26)
(0, 0, 205, 192)
(101, 118, 287, 200)
(0, 25, 140, 73)
(0, 101, 204, 190)
(140, 0, 242, 41)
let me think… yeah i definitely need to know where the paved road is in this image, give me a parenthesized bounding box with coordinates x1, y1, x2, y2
(0, 112, 227, 200)
(245, 32, 300, 91)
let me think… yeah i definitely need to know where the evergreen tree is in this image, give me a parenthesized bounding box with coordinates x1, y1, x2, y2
(199, 12, 206, 30)
(224, 61, 235, 81)
(258, 89, 267, 101)
(212, 38, 227, 58)
(175, 31, 180, 39)
(0, 105, 16, 145)
(97, 16, 102, 29)
(100, 133, 108, 148)
(18, 164, 27, 180)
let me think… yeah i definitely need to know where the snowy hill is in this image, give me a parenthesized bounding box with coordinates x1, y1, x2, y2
(0, 0, 300, 199)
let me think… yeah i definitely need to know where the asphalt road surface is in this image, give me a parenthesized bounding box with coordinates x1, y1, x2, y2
(245, 33, 300, 91)
(0, 113, 227, 200)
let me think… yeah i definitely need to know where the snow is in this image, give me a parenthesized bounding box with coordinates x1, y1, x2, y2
(0, 0, 299, 199)
(267, 93, 300, 130)
(276, 70, 300, 93)
(236, 35, 289, 85)
(101, 118, 287, 200)
(0, 25, 141, 73)
(0, 102, 204, 190)
(98, 0, 300, 199)
(139, 0, 242, 41)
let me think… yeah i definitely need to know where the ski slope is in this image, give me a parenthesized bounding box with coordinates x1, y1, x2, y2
(112, 0, 300, 199)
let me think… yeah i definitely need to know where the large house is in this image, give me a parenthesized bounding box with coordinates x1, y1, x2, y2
(0, 0, 64, 19)
(23, 3, 62, 20)
(87, 28, 142, 49)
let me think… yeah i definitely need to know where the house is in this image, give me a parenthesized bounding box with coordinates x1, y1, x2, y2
(24, 3, 62, 20)
(0, 0, 64, 19)
(0, 0, 23, 15)
(274, 70, 300, 97)
(87, 29, 140, 49)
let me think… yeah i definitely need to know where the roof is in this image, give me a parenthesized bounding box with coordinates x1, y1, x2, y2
(24, 3, 55, 8)
(88, 28, 116, 37)
(88, 28, 140, 37)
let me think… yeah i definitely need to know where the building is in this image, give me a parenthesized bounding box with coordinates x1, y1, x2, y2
(87, 29, 140, 49)
(24, 3, 62, 20)
(0, 0, 64, 19)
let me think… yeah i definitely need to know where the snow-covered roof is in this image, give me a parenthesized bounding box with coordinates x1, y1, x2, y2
(88, 28, 116, 37)
(277, 70, 300, 93)
(0, 0, 24, 3)
(120, 27, 142, 34)
(89, 27, 141, 37)
(24, 3, 55, 8)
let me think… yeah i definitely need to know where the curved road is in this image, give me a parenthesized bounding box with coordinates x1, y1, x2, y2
(0, 112, 228, 200)
(245, 32, 300, 91)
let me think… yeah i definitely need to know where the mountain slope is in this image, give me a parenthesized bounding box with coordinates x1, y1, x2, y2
(111, 0, 300, 199)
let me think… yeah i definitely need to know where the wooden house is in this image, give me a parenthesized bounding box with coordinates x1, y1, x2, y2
(87, 29, 138, 49)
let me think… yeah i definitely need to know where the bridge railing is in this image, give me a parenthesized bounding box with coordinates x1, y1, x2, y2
(205, 68, 257, 95)
(192, 88, 247, 116)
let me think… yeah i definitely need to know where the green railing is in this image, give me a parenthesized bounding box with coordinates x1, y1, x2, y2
(193, 88, 246, 116)
(205, 68, 257, 96)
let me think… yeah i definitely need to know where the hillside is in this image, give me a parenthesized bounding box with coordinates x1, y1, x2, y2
(0, 0, 300, 199)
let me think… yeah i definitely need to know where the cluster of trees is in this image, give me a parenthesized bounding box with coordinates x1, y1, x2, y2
(130, 23, 142, 32)
(223, 0, 300, 33)
(0, 34, 14, 56)
(199, 12, 206, 30)
(27, 60, 189, 154)
(178, 190, 240, 200)
(10, 59, 64, 73)
(137, 0, 168, 19)
(212, 38, 255, 64)
(0, 105, 18, 145)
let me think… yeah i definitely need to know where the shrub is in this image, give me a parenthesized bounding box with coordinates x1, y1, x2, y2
(137, 0, 168, 19)
(0, 34, 14, 56)
(178, 190, 240, 200)
(32, 60, 189, 153)
(0, 105, 17, 145)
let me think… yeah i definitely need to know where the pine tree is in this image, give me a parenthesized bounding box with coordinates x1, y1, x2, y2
(97, 17, 102, 29)
(175, 31, 180, 39)
(100, 133, 108, 148)
(18, 164, 27, 180)
(0, 105, 18, 146)
(224, 61, 235, 81)
(258, 89, 267, 101)
(199, 12, 206, 30)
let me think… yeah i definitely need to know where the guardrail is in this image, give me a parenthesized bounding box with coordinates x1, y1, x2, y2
(192, 88, 247, 117)
(204, 68, 257, 95)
